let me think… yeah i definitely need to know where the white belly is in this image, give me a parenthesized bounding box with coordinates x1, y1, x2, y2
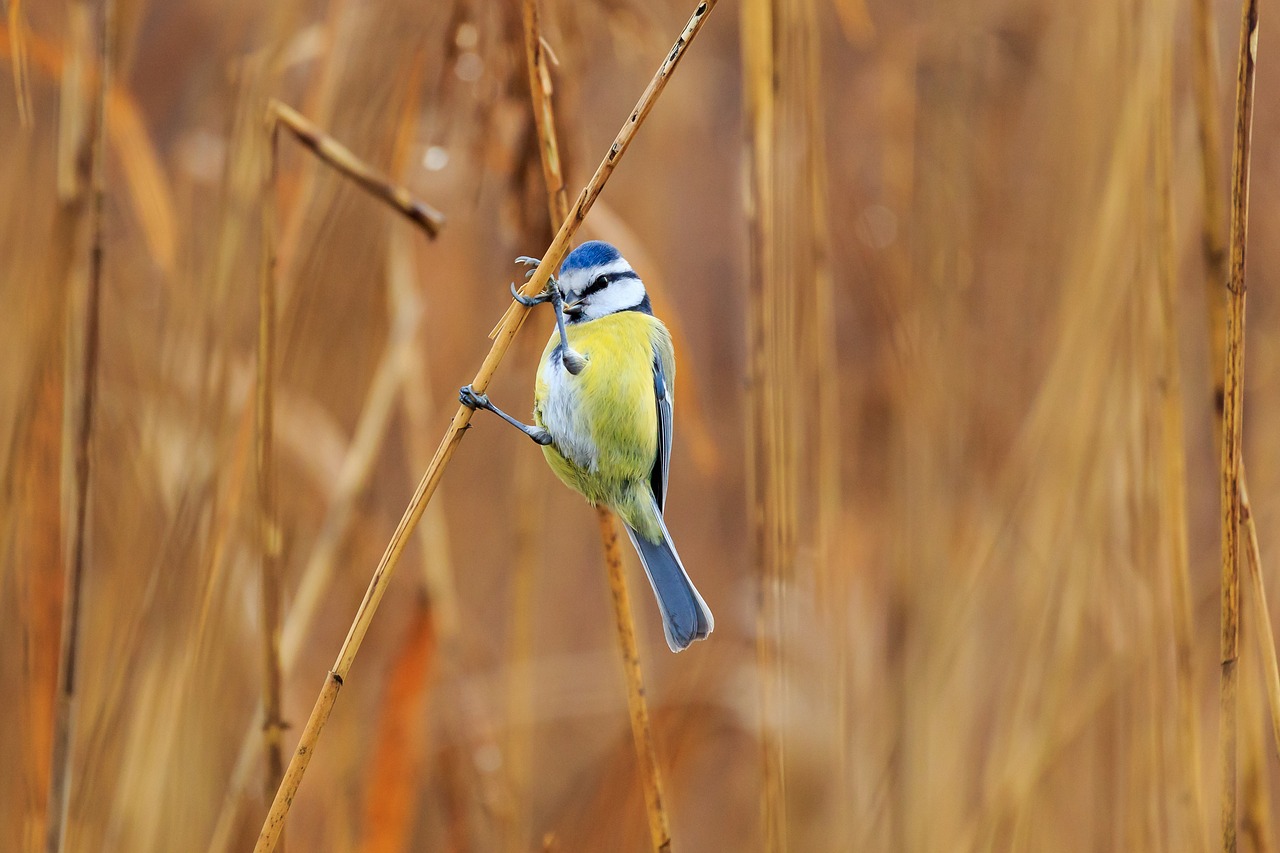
(539, 358, 598, 471)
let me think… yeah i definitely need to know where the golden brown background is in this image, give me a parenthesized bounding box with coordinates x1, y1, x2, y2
(3, 0, 1279, 850)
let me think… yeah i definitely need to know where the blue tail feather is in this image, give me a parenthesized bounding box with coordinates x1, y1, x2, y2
(623, 500, 713, 652)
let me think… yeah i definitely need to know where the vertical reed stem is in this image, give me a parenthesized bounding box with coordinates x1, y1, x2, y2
(45, 1, 112, 850)
(1155, 25, 1206, 847)
(1218, 1, 1258, 850)
(597, 509, 673, 852)
(257, 112, 287, 818)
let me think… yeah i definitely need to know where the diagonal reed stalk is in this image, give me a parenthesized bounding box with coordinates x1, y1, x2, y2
(1217, 1, 1258, 850)
(269, 100, 446, 238)
(44, 1, 112, 851)
(521, 1, 672, 848)
(252, 3, 719, 849)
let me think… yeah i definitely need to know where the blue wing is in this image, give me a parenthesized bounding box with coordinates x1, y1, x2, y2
(651, 347, 673, 513)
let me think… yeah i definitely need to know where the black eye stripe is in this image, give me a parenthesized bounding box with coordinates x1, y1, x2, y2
(580, 270, 638, 298)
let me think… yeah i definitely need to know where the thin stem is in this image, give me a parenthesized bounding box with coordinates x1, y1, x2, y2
(257, 112, 287, 814)
(1219, 1, 1259, 850)
(45, 1, 112, 851)
(598, 508, 672, 852)
(252, 3, 720, 849)
(1156, 26, 1205, 847)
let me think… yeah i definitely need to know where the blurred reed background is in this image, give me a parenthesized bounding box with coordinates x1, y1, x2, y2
(3, 0, 1280, 850)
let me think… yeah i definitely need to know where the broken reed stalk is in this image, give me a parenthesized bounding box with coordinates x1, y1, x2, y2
(1218, 1, 1258, 850)
(268, 100, 446, 238)
(1154, 37, 1207, 847)
(252, 3, 719, 849)
(522, 1, 672, 849)
(45, 1, 112, 851)
(257, 112, 287, 812)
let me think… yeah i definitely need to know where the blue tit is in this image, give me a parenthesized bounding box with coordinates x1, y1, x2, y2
(461, 240, 714, 652)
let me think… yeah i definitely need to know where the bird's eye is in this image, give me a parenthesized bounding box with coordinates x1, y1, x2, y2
(583, 274, 610, 297)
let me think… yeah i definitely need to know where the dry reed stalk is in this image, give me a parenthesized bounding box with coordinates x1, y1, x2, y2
(1218, 1, 1259, 850)
(597, 508, 672, 852)
(742, 0, 819, 844)
(253, 4, 719, 849)
(7, 0, 31, 125)
(268, 100, 446, 238)
(503, 5, 561, 849)
(1190, 0, 1229, 414)
(521, 1, 672, 849)
(1153, 34, 1206, 847)
(741, 0, 780, 841)
(44, 1, 112, 850)
(257, 112, 286, 812)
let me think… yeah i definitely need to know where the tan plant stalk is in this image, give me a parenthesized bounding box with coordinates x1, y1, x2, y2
(1154, 32, 1206, 847)
(1218, 1, 1259, 850)
(257, 113, 286, 812)
(45, 2, 113, 851)
(1190, 0, 1228, 415)
(252, 3, 720, 849)
(522, 2, 672, 848)
(598, 509, 673, 851)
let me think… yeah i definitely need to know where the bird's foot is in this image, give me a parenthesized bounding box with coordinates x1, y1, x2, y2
(459, 384, 489, 411)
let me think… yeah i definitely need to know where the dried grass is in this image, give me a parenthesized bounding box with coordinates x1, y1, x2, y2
(6, 1, 1280, 851)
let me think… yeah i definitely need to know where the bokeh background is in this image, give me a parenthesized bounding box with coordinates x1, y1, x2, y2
(3, 0, 1280, 850)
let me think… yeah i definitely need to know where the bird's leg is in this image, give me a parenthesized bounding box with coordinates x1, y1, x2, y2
(459, 385, 553, 446)
(511, 256, 586, 375)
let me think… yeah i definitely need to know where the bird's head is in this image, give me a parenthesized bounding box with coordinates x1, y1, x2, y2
(557, 240, 651, 322)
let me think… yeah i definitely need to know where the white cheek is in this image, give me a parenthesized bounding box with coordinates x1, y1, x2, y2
(584, 278, 645, 319)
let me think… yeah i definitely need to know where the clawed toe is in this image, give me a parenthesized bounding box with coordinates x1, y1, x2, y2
(510, 281, 547, 306)
(459, 384, 488, 410)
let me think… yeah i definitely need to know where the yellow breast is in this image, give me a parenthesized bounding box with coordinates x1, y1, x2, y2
(533, 311, 663, 505)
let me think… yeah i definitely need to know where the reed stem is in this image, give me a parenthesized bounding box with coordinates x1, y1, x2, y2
(1218, 1, 1259, 849)
(256, 111, 287, 820)
(44, 1, 111, 849)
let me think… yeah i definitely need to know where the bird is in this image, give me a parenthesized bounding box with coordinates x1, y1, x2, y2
(460, 240, 714, 652)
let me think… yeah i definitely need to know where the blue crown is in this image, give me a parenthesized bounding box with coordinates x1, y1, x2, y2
(560, 240, 622, 274)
